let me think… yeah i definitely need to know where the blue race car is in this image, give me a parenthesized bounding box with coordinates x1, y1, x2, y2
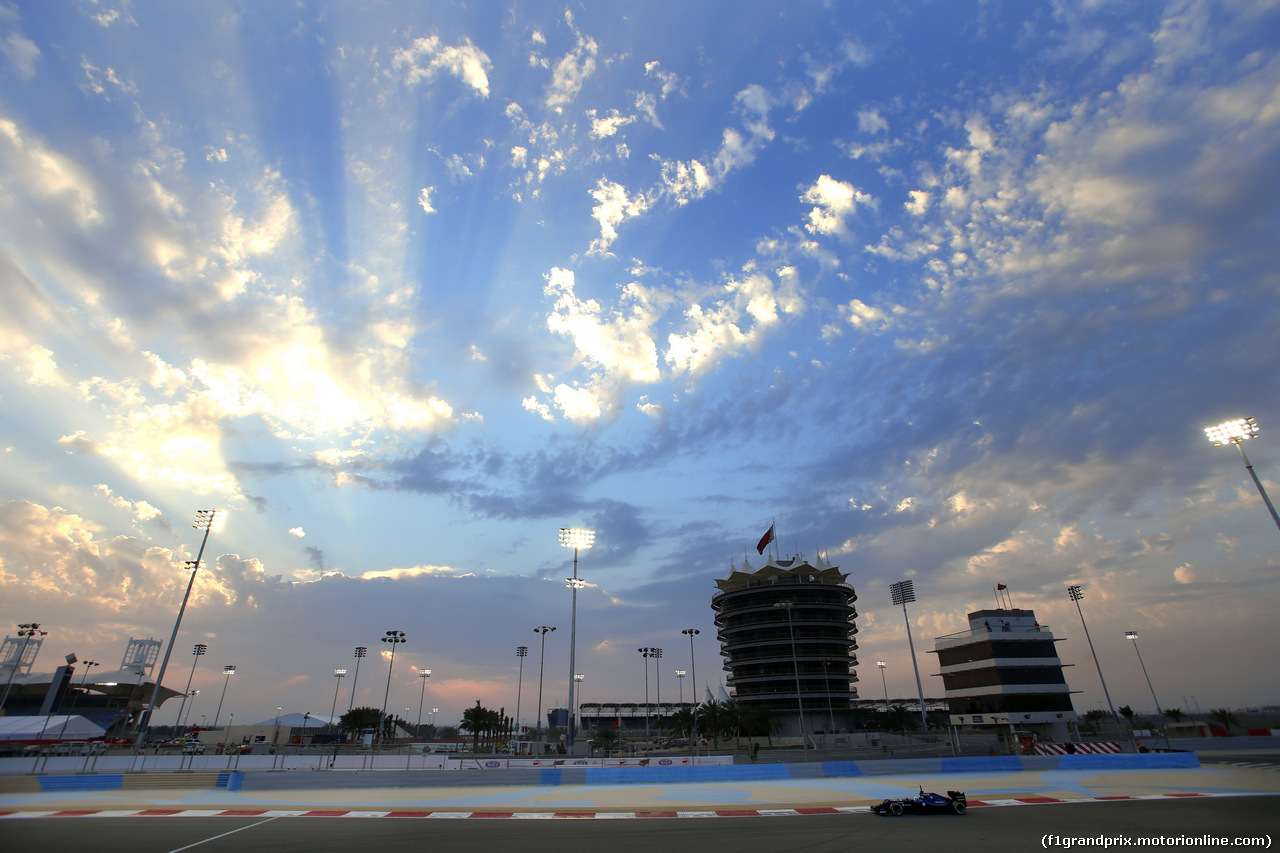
(872, 787, 967, 816)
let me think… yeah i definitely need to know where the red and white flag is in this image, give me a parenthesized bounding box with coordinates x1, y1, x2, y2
(756, 523, 775, 555)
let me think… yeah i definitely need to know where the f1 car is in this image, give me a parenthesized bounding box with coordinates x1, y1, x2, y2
(872, 787, 967, 816)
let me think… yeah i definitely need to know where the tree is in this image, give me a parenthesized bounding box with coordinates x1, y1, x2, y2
(1081, 709, 1110, 734)
(668, 707, 696, 740)
(1118, 705, 1135, 733)
(1162, 708, 1184, 723)
(590, 726, 622, 754)
(380, 713, 408, 742)
(696, 700, 727, 748)
(884, 704, 919, 735)
(460, 701, 503, 752)
(338, 707, 381, 743)
(1208, 708, 1238, 735)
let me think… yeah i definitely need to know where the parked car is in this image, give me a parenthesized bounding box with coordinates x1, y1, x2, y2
(181, 740, 206, 754)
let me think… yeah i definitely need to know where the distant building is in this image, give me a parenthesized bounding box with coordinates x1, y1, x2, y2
(712, 553, 859, 736)
(932, 608, 1079, 743)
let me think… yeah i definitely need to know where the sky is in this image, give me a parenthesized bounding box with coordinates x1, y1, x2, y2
(1, 0, 1278, 732)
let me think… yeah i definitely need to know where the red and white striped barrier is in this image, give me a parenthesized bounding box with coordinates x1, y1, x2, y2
(1034, 742, 1121, 755)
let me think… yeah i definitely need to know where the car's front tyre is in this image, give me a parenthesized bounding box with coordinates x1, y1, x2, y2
(889, 802, 904, 816)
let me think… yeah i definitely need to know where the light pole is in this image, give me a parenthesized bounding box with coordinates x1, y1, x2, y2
(889, 580, 929, 731)
(349, 646, 367, 711)
(676, 669, 686, 707)
(1205, 417, 1280, 532)
(515, 645, 528, 736)
(416, 670, 432, 736)
(380, 631, 406, 741)
(534, 626, 555, 739)
(638, 647, 656, 737)
(772, 601, 807, 747)
(329, 669, 346, 732)
(682, 628, 700, 747)
(181, 690, 200, 728)
(174, 643, 206, 730)
(2, 623, 47, 711)
(212, 665, 235, 728)
(654, 650, 664, 735)
(574, 673, 584, 735)
(876, 661, 889, 711)
(1068, 585, 1119, 730)
(1124, 631, 1162, 715)
(133, 509, 220, 755)
(69, 659, 99, 713)
(559, 527, 594, 751)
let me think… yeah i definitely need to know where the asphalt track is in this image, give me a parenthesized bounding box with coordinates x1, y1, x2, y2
(2, 757, 1278, 851)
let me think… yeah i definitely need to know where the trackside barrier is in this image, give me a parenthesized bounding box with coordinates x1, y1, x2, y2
(12, 753, 1201, 794)
(1034, 742, 1121, 755)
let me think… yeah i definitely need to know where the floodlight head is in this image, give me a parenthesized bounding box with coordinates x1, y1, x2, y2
(193, 644, 207, 655)
(682, 628, 700, 636)
(889, 579, 916, 605)
(516, 646, 528, 656)
(566, 577, 586, 589)
(1125, 631, 1138, 640)
(334, 668, 347, 676)
(877, 661, 887, 668)
(1205, 417, 1258, 446)
(1067, 584, 1084, 601)
(354, 646, 367, 657)
(559, 527, 595, 550)
(420, 670, 431, 678)
(224, 665, 236, 675)
(193, 509, 223, 531)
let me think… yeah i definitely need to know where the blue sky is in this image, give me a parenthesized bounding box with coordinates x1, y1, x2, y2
(1, 0, 1278, 730)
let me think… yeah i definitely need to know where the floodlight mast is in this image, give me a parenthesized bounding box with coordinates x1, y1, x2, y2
(559, 527, 594, 750)
(889, 580, 929, 731)
(1068, 584, 1120, 729)
(1205, 417, 1280, 532)
(133, 509, 221, 756)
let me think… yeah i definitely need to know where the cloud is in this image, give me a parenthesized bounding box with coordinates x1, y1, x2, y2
(2, 31, 39, 79)
(288, 527, 305, 538)
(417, 187, 435, 214)
(801, 175, 874, 237)
(392, 36, 492, 97)
(544, 11, 599, 113)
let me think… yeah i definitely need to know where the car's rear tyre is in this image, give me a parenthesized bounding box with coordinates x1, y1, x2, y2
(952, 801, 967, 815)
(889, 802, 904, 816)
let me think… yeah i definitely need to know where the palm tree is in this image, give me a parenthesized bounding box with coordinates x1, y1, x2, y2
(1208, 708, 1238, 735)
(1081, 709, 1109, 734)
(590, 726, 622, 754)
(884, 704, 918, 735)
(338, 707, 381, 743)
(696, 700, 727, 749)
(461, 701, 503, 752)
(723, 700, 748, 749)
(1118, 704, 1135, 734)
(668, 707, 696, 740)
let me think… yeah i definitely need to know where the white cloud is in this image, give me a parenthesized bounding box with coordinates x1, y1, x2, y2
(288, 527, 305, 538)
(392, 36, 492, 97)
(587, 179, 650, 255)
(544, 12, 598, 113)
(801, 174, 873, 237)
(417, 187, 436, 213)
(858, 109, 888, 134)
